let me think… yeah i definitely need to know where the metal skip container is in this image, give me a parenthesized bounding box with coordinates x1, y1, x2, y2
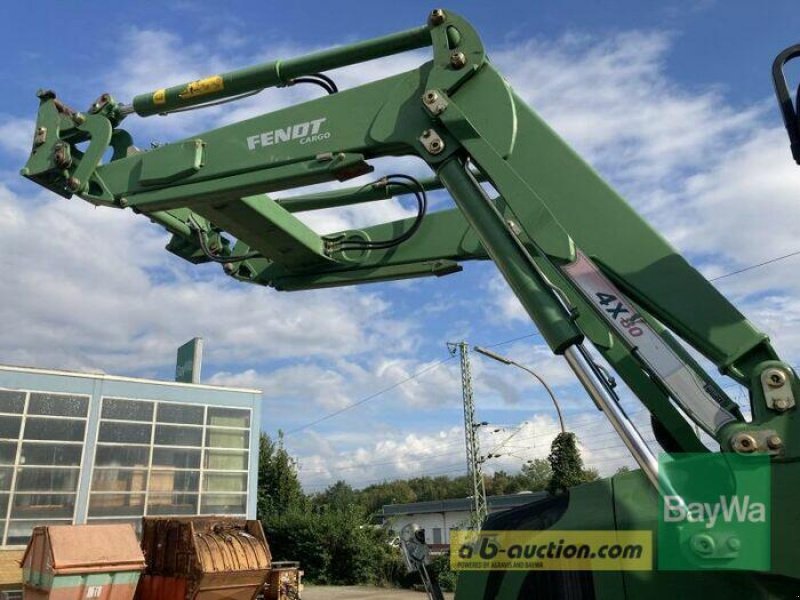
(21, 524, 146, 600)
(136, 517, 272, 600)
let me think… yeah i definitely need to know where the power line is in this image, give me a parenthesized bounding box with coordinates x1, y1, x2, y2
(710, 249, 800, 282)
(302, 433, 658, 490)
(297, 409, 652, 478)
(283, 356, 455, 435)
(285, 249, 800, 437)
(282, 334, 548, 437)
(302, 463, 468, 490)
(483, 332, 540, 348)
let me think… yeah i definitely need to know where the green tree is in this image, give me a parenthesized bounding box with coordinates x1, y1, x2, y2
(519, 458, 552, 491)
(359, 480, 417, 514)
(257, 432, 305, 519)
(582, 467, 600, 482)
(314, 480, 358, 512)
(547, 432, 585, 495)
(486, 470, 524, 496)
(264, 505, 396, 586)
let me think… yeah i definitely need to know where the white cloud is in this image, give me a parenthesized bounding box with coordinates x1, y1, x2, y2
(0, 117, 34, 159)
(0, 182, 419, 375)
(495, 32, 763, 197)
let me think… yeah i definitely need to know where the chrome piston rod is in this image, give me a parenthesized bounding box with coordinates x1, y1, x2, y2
(564, 344, 661, 489)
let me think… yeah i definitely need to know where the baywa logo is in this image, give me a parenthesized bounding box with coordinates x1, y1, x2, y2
(246, 118, 330, 150)
(663, 494, 766, 529)
(657, 453, 771, 571)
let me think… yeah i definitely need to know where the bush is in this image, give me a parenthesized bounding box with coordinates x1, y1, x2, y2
(430, 553, 457, 593)
(263, 505, 397, 586)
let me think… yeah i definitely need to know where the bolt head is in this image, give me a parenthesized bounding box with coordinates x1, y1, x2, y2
(429, 8, 446, 25)
(727, 537, 741, 551)
(774, 398, 789, 410)
(66, 177, 81, 192)
(690, 533, 715, 557)
(424, 90, 439, 104)
(450, 51, 467, 69)
(223, 262, 236, 274)
(732, 433, 757, 453)
(765, 368, 787, 388)
(767, 435, 783, 450)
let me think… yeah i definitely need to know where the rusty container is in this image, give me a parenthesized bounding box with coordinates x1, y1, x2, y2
(263, 561, 303, 600)
(136, 517, 271, 600)
(21, 524, 145, 600)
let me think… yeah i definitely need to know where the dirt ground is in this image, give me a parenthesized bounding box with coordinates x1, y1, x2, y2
(302, 585, 455, 599)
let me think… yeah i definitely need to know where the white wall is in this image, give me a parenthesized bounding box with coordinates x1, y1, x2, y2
(387, 510, 472, 545)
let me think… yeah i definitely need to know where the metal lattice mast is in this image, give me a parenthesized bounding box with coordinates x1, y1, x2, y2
(448, 341, 488, 526)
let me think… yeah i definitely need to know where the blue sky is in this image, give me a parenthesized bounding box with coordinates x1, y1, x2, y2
(2, 1, 800, 490)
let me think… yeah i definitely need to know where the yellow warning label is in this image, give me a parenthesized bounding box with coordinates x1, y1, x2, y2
(179, 75, 224, 99)
(153, 89, 167, 105)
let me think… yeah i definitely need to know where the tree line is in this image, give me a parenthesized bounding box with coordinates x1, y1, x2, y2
(257, 431, 618, 588)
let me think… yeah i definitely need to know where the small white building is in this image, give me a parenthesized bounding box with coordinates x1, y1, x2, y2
(382, 492, 547, 550)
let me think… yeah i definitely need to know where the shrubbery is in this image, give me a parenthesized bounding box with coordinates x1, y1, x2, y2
(263, 505, 397, 586)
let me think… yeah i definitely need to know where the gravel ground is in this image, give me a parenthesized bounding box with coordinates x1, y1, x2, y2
(302, 585, 455, 599)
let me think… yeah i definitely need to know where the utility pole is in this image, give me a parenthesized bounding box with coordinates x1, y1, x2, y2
(448, 341, 488, 527)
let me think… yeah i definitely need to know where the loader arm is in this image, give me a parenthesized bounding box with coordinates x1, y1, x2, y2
(19, 9, 800, 597)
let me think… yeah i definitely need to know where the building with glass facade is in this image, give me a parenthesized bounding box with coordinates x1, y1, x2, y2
(0, 363, 261, 595)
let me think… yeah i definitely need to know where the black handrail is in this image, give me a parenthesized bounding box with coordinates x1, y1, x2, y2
(772, 44, 800, 165)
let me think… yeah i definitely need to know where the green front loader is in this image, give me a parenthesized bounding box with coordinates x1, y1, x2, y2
(19, 9, 800, 598)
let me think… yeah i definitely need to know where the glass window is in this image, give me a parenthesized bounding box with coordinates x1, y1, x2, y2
(205, 428, 249, 449)
(149, 470, 199, 494)
(147, 493, 198, 515)
(0, 416, 22, 440)
(98, 422, 151, 444)
(207, 408, 250, 428)
(157, 403, 203, 425)
(200, 494, 246, 515)
(11, 493, 76, 519)
(6, 519, 71, 545)
(102, 398, 154, 422)
(92, 469, 148, 492)
(154, 425, 202, 447)
(0, 441, 17, 464)
(0, 390, 25, 414)
(203, 473, 247, 493)
(0, 493, 8, 518)
(15, 468, 80, 492)
(0, 467, 12, 491)
(23, 418, 85, 442)
(152, 448, 201, 470)
(28, 394, 88, 418)
(205, 450, 248, 471)
(88, 494, 146, 517)
(20, 443, 82, 467)
(94, 445, 150, 468)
